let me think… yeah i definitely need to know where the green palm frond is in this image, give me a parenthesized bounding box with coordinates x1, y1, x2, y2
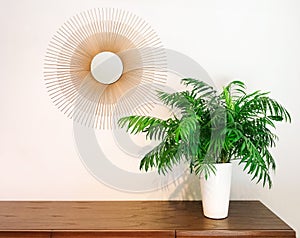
(140, 135, 183, 175)
(157, 91, 195, 115)
(118, 78, 291, 188)
(181, 78, 216, 98)
(118, 116, 165, 135)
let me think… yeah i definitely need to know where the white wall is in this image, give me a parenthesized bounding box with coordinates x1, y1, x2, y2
(1, 0, 299, 236)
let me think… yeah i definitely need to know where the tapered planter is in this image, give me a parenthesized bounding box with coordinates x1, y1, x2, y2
(200, 163, 232, 219)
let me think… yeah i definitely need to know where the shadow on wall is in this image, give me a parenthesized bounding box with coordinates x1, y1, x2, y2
(166, 161, 263, 201)
(167, 171, 202, 200)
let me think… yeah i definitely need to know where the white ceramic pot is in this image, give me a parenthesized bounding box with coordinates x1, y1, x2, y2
(200, 163, 232, 219)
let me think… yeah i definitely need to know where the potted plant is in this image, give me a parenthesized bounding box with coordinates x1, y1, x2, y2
(118, 78, 291, 219)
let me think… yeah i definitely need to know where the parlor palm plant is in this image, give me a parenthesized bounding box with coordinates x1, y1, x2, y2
(118, 78, 291, 188)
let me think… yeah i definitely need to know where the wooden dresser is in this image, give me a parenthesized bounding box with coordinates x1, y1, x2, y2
(0, 201, 295, 237)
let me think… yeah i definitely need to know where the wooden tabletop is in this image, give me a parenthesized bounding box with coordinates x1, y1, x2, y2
(0, 200, 294, 233)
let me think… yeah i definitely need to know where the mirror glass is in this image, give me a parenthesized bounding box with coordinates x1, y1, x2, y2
(91, 51, 123, 84)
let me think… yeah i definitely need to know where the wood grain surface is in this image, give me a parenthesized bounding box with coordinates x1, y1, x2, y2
(0, 201, 295, 237)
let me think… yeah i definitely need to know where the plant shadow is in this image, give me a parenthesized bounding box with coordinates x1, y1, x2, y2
(167, 170, 202, 200)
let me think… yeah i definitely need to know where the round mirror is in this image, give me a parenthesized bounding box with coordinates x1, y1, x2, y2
(91, 51, 123, 84)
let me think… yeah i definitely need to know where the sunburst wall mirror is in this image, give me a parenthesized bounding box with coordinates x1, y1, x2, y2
(44, 8, 167, 129)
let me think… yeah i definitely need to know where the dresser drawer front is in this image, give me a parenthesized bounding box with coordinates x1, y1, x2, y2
(176, 230, 296, 237)
(52, 231, 174, 238)
(0, 232, 50, 238)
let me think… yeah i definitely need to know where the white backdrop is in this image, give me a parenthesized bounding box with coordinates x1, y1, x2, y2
(0, 0, 299, 236)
